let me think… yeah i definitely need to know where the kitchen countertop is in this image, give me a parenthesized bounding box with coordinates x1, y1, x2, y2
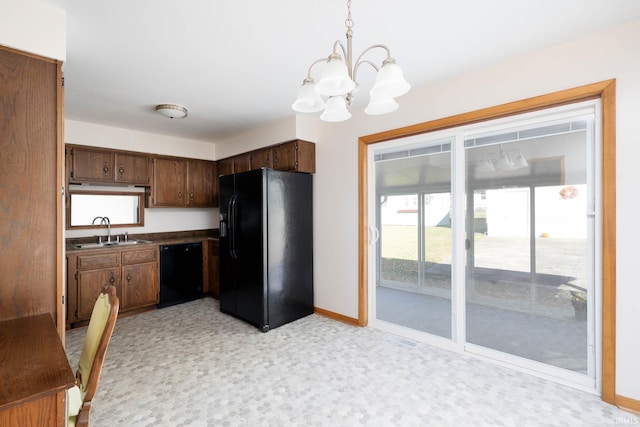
(66, 229, 218, 253)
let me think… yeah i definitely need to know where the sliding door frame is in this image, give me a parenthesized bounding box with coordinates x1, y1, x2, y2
(358, 80, 616, 403)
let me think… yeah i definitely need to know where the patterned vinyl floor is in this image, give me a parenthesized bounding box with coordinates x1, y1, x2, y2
(65, 297, 634, 426)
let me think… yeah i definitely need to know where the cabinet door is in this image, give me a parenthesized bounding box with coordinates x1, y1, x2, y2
(272, 140, 316, 173)
(0, 47, 62, 327)
(250, 148, 272, 170)
(77, 267, 120, 320)
(115, 152, 150, 185)
(122, 263, 158, 310)
(217, 158, 233, 178)
(187, 159, 215, 207)
(204, 239, 220, 298)
(70, 147, 115, 183)
(151, 157, 187, 206)
(272, 141, 297, 171)
(233, 153, 252, 173)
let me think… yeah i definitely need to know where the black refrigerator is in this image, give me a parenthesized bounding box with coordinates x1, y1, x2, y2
(218, 168, 313, 332)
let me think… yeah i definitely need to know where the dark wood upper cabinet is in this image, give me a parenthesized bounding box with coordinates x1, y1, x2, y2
(149, 157, 187, 207)
(148, 156, 217, 208)
(68, 145, 150, 186)
(272, 140, 315, 173)
(250, 147, 273, 169)
(233, 153, 252, 174)
(115, 152, 150, 185)
(187, 159, 217, 207)
(69, 146, 115, 184)
(217, 158, 233, 177)
(217, 139, 316, 178)
(217, 154, 251, 177)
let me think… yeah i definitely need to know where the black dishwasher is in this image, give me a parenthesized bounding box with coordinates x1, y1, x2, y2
(158, 242, 203, 308)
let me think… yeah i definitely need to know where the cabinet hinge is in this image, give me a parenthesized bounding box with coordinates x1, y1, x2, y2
(75, 271, 78, 280)
(75, 310, 78, 319)
(61, 295, 65, 305)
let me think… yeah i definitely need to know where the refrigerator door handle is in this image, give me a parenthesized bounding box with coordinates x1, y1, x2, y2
(219, 213, 227, 238)
(229, 195, 239, 259)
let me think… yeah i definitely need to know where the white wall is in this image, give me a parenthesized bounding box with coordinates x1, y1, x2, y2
(217, 19, 640, 401)
(65, 120, 218, 238)
(0, 0, 66, 60)
(215, 116, 298, 159)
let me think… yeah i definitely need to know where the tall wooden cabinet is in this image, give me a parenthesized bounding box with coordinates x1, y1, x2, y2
(0, 45, 64, 333)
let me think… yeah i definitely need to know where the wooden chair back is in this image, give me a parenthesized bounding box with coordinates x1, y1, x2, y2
(74, 284, 119, 426)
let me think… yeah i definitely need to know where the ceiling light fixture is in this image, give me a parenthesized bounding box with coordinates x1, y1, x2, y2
(292, 0, 410, 122)
(155, 104, 188, 119)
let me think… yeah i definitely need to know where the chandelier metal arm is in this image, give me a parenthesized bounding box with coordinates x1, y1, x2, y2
(304, 57, 331, 82)
(331, 39, 348, 60)
(352, 59, 379, 89)
(353, 43, 391, 69)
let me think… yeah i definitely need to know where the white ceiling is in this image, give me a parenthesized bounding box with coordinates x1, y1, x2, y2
(48, 0, 640, 143)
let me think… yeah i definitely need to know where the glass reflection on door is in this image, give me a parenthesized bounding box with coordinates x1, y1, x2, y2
(376, 144, 452, 338)
(465, 121, 592, 374)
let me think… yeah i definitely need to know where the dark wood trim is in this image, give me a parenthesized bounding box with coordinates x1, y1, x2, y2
(56, 61, 64, 341)
(358, 79, 616, 402)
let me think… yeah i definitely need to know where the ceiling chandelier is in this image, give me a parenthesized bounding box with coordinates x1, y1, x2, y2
(291, 0, 410, 122)
(475, 146, 529, 174)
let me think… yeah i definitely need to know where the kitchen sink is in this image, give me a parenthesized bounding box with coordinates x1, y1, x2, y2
(115, 239, 152, 246)
(73, 239, 152, 249)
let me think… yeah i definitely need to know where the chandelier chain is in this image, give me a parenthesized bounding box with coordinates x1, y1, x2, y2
(345, 0, 354, 30)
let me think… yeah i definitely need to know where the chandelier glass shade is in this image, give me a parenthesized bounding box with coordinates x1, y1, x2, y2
(320, 96, 352, 122)
(292, 0, 410, 122)
(475, 146, 529, 174)
(291, 78, 326, 113)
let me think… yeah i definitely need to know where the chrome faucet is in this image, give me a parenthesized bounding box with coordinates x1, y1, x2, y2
(92, 216, 112, 244)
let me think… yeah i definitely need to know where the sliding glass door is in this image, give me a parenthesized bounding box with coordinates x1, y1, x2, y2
(375, 140, 452, 339)
(369, 102, 598, 388)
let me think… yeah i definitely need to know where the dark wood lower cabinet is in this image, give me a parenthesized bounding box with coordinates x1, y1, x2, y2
(121, 246, 158, 310)
(77, 267, 120, 320)
(68, 246, 159, 326)
(204, 239, 220, 298)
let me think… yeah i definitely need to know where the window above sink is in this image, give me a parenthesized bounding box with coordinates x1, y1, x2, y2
(66, 187, 145, 230)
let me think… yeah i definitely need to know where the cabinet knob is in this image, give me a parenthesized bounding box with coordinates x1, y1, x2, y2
(126, 272, 132, 282)
(119, 165, 125, 175)
(178, 191, 183, 199)
(109, 274, 115, 285)
(103, 162, 109, 175)
(190, 192, 194, 201)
